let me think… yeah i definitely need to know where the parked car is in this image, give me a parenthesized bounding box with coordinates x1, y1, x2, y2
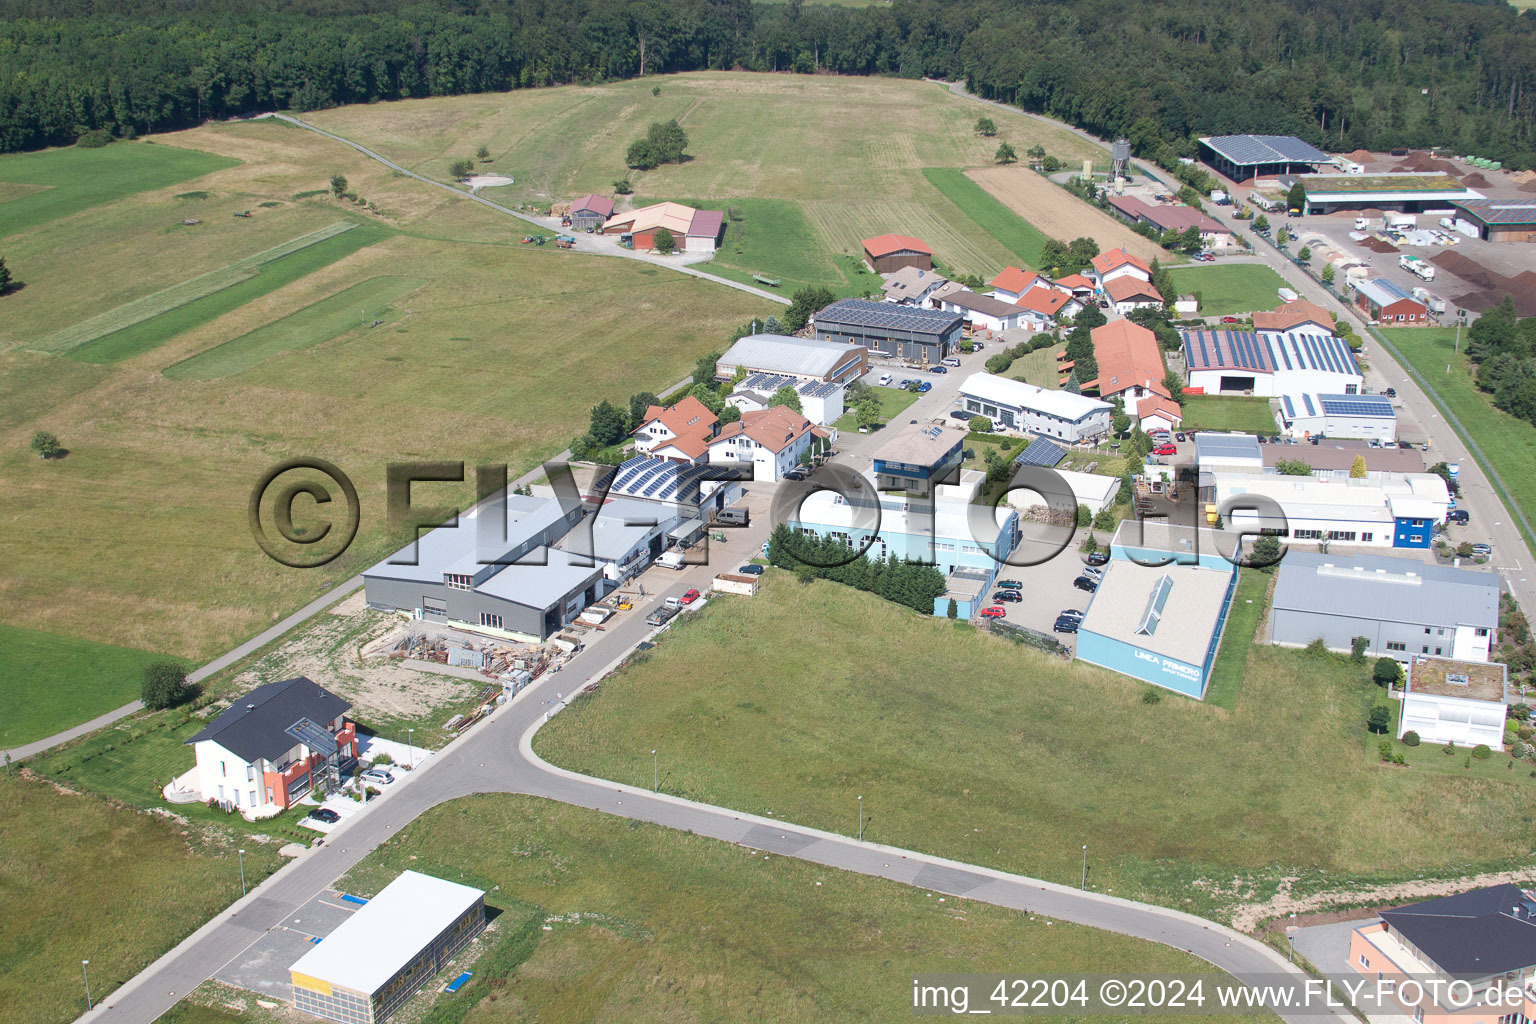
(1059, 608, 1085, 621)
(361, 768, 395, 786)
(1052, 616, 1080, 634)
(680, 588, 700, 604)
(737, 563, 765, 575)
(646, 605, 679, 627)
(950, 410, 972, 421)
(1079, 566, 1105, 580)
(992, 590, 1023, 603)
(1256, 435, 1268, 444)
(917, 381, 932, 393)
(1086, 549, 1109, 566)
(1174, 432, 1187, 442)
(1446, 510, 1470, 525)
(899, 378, 915, 388)
(1149, 430, 1171, 442)
(1472, 543, 1493, 557)
(1151, 443, 1178, 456)
(783, 467, 810, 481)
(996, 579, 1023, 590)
(929, 365, 948, 374)
(306, 807, 341, 823)
(1073, 575, 1099, 593)
(1222, 316, 1241, 324)
(878, 373, 893, 386)
(664, 596, 684, 609)
(942, 357, 962, 367)
(979, 606, 1006, 619)
(1385, 387, 1398, 398)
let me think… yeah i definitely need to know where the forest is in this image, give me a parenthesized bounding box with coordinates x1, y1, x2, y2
(0, 0, 1533, 165)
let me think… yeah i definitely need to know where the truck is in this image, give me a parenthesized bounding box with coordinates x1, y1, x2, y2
(656, 550, 686, 570)
(1353, 216, 1372, 231)
(1386, 212, 1417, 230)
(644, 605, 679, 627)
(1400, 254, 1436, 281)
(712, 507, 750, 527)
(1412, 286, 1447, 314)
(1209, 189, 1229, 205)
(1277, 287, 1299, 303)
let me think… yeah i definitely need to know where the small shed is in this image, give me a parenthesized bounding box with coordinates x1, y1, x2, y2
(568, 194, 616, 231)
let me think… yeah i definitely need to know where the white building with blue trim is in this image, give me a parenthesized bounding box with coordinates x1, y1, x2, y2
(1278, 392, 1396, 442)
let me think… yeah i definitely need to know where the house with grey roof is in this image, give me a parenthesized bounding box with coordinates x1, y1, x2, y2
(1269, 551, 1499, 662)
(881, 265, 949, 306)
(362, 493, 605, 641)
(716, 333, 866, 385)
(180, 676, 357, 817)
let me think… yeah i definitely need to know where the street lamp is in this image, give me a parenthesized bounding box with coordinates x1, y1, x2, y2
(1081, 845, 1088, 890)
(857, 795, 864, 842)
(82, 960, 92, 1010)
(407, 728, 415, 769)
(652, 750, 658, 793)
(238, 848, 247, 896)
(1289, 912, 1296, 962)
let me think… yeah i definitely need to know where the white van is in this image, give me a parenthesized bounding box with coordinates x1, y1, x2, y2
(656, 551, 686, 570)
(878, 373, 892, 386)
(942, 357, 962, 367)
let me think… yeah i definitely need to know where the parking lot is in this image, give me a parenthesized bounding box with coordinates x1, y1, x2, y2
(212, 890, 363, 1000)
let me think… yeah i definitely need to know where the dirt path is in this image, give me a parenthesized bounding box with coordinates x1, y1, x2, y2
(1232, 867, 1536, 932)
(967, 166, 1168, 265)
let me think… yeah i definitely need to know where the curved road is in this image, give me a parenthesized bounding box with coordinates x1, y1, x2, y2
(258, 114, 790, 307)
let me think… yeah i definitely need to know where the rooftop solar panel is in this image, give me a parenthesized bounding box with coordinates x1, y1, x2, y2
(816, 299, 963, 334)
(1281, 395, 1295, 417)
(1303, 394, 1316, 416)
(1202, 135, 1331, 166)
(1318, 395, 1393, 417)
(1012, 437, 1066, 468)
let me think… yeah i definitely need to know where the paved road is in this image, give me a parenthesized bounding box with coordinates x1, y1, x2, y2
(258, 114, 789, 307)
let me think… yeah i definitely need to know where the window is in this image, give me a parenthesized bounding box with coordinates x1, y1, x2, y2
(220, 761, 227, 778)
(1361, 533, 1373, 543)
(1421, 646, 1429, 654)
(250, 790, 257, 806)
(446, 573, 473, 591)
(1434, 648, 1442, 656)
(1425, 627, 1432, 634)
(480, 613, 503, 630)
(247, 765, 254, 781)
(1359, 955, 1370, 968)
(1410, 535, 1423, 544)
(266, 786, 274, 803)
(233, 789, 241, 806)
(1477, 628, 1489, 637)
(1386, 642, 1406, 652)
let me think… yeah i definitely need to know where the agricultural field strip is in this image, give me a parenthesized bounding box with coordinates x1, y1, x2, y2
(802, 199, 1005, 279)
(31, 221, 358, 353)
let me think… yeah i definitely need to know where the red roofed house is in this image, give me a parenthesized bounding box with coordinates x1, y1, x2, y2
(1054, 273, 1096, 300)
(1090, 320, 1169, 405)
(1136, 394, 1184, 434)
(862, 233, 933, 274)
(707, 405, 830, 483)
(1088, 248, 1153, 292)
(1252, 299, 1335, 333)
(1014, 286, 1081, 329)
(567, 193, 617, 231)
(632, 395, 718, 463)
(1104, 275, 1166, 316)
(987, 266, 1043, 304)
(1106, 196, 1236, 250)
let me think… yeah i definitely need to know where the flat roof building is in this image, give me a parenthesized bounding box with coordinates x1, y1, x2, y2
(290, 870, 487, 1024)
(1214, 471, 1450, 550)
(1270, 551, 1499, 662)
(958, 372, 1112, 443)
(1296, 172, 1483, 214)
(1400, 656, 1509, 748)
(872, 421, 966, 494)
(1279, 392, 1397, 442)
(1198, 134, 1333, 180)
(812, 298, 962, 365)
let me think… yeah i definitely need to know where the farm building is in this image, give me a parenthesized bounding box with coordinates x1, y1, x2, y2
(871, 421, 966, 495)
(290, 870, 486, 1024)
(632, 395, 718, 462)
(861, 233, 933, 273)
(1278, 392, 1397, 442)
(180, 676, 356, 817)
(935, 289, 1034, 332)
(1103, 275, 1165, 315)
(725, 373, 844, 426)
(602, 202, 723, 253)
(1106, 196, 1236, 249)
(1398, 657, 1509, 748)
(1181, 311, 1362, 397)
(1196, 135, 1333, 181)
(362, 493, 605, 641)
(882, 266, 949, 305)
(1089, 319, 1168, 407)
(707, 404, 829, 483)
(1451, 198, 1536, 243)
(1073, 521, 1238, 700)
(716, 333, 866, 385)
(1212, 470, 1451, 549)
(1295, 171, 1483, 215)
(812, 299, 961, 364)
(1352, 279, 1428, 325)
(958, 372, 1112, 442)
(566, 193, 615, 231)
(1270, 551, 1498, 662)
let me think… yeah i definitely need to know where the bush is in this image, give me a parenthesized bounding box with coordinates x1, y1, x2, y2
(969, 416, 994, 433)
(1142, 688, 1162, 704)
(75, 128, 113, 148)
(1350, 637, 1369, 663)
(1520, 726, 1533, 741)
(141, 661, 191, 709)
(1367, 705, 1391, 733)
(1443, 741, 1457, 755)
(1372, 656, 1400, 687)
(1402, 730, 1421, 747)
(1472, 744, 1493, 760)
(1512, 741, 1528, 759)
(372, 752, 394, 766)
(1378, 740, 1393, 762)
(1306, 637, 1329, 657)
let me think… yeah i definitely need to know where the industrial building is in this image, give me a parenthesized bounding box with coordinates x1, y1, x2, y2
(1451, 198, 1536, 243)
(599, 456, 745, 517)
(1181, 302, 1362, 396)
(561, 497, 680, 583)
(958, 372, 1112, 442)
(1278, 392, 1397, 441)
(290, 870, 487, 1024)
(1004, 467, 1119, 516)
(861, 233, 933, 273)
(1197, 135, 1333, 180)
(812, 299, 962, 364)
(1295, 172, 1483, 215)
(1269, 551, 1498, 662)
(1351, 278, 1429, 325)
(1399, 656, 1509, 748)
(601, 202, 723, 253)
(716, 333, 866, 385)
(1213, 471, 1451, 549)
(362, 493, 604, 641)
(871, 421, 966, 495)
(1073, 522, 1238, 699)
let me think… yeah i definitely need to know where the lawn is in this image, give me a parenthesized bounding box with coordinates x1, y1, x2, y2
(1377, 326, 1536, 551)
(0, 140, 239, 238)
(1008, 344, 1068, 388)
(1368, 698, 1536, 782)
(0, 773, 283, 1024)
(1179, 395, 1278, 433)
(832, 385, 920, 431)
(0, 624, 182, 748)
(923, 166, 1049, 268)
(1167, 263, 1292, 316)
(1203, 568, 1270, 710)
(536, 574, 1536, 922)
(322, 795, 1271, 1024)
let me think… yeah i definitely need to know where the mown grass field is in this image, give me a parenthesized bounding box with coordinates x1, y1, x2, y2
(923, 167, 1049, 268)
(831, 385, 919, 431)
(1179, 395, 1278, 433)
(323, 795, 1272, 1024)
(0, 774, 282, 1024)
(1378, 326, 1536, 549)
(1203, 568, 1270, 710)
(0, 624, 181, 747)
(536, 574, 1536, 921)
(1167, 263, 1291, 316)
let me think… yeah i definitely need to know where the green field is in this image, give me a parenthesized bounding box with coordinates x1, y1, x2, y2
(0, 774, 282, 1024)
(165, 275, 424, 379)
(0, 141, 239, 238)
(324, 795, 1271, 1024)
(536, 574, 1536, 921)
(0, 624, 181, 747)
(1167, 263, 1292, 315)
(923, 166, 1049, 268)
(1377, 326, 1536, 550)
(1203, 569, 1269, 710)
(1179, 395, 1278, 433)
(832, 385, 920, 431)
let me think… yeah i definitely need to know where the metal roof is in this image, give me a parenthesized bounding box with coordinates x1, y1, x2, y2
(814, 299, 962, 335)
(798, 380, 841, 399)
(1317, 394, 1394, 417)
(1377, 884, 1536, 976)
(1267, 329, 1361, 377)
(363, 493, 568, 584)
(720, 334, 858, 378)
(1199, 134, 1331, 166)
(1012, 437, 1066, 468)
(573, 499, 679, 562)
(1181, 330, 1276, 373)
(475, 548, 603, 610)
(288, 871, 484, 996)
(1453, 199, 1536, 227)
(186, 677, 349, 764)
(1194, 432, 1262, 462)
(960, 372, 1110, 422)
(607, 456, 727, 505)
(1354, 278, 1421, 309)
(1272, 551, 1498, 629)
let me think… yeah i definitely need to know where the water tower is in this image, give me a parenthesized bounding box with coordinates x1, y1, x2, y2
(1110, 138, 1131, 184)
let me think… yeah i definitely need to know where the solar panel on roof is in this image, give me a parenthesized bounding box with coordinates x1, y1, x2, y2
(1302, 394, 1316, 416)
(1319, 396, 1393, 417)
(1012, 437, 1066, 468)
(1282, 395, 1295, 417)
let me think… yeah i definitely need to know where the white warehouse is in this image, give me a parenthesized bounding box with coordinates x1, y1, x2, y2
(958, 372, 1112, 443)
(1279, 393, 1397, 442)
(1214, 471, 1450, 550)
(1180, 301, 1362, 397)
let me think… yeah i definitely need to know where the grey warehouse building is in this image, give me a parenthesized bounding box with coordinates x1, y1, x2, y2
(1269, 551, 1499, 662)
(363, 493, 606, 641)
(812, 298, 962, 365)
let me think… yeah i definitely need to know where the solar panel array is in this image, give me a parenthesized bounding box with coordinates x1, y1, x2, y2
(740, 371, 796, 393)
(1012, 437, 1066, 468)
(1202, 134, 1331, 166)
(1134, 574, 1175, 637)
(1319, 394, 1394, 417)
(1180, 330, 1275, 373)
(817, 299, 962, 333)
(798, 380, 841, 399)
(609, 456, 726, 504)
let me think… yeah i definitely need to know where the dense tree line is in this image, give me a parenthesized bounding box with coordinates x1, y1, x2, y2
(1470, 298, 1536, 425)
(767, 524, 947, 616)
(1, 0, 1533, 165)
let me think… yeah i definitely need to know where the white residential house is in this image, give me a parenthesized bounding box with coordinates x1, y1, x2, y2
(707, 405, 831, 483)
(631, 394, 718, 464)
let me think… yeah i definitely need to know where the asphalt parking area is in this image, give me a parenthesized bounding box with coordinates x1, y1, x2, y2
(981, 522, 1098, 645)
(213, 890, 364, 999)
